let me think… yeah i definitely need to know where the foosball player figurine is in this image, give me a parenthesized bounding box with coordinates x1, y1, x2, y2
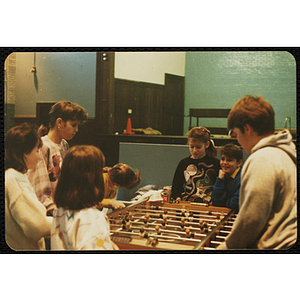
(162, 215, 168, 228)
(140, 227, 145, 238)
(140, 227, 149, 238)
(185, 228, 191, 238)
(199, 219, 204, 228)
(180, 217, 186, 229)
(185, 209, 190, 218)
(126, 221, 132, 232)
(203, 222, 209, 233)
(145, 213, 150, 222)
(122, 218, 127, 229)
(140, 227, 144, 235)
(181, 205, 186, 214)
(186, 227, 195, 238)
(143, 213, 150, 226)
(188, 212, 194, 222)
(155, 225, 161, 235)
(163, 214, 168, 222)
(159, 212, 166, 219)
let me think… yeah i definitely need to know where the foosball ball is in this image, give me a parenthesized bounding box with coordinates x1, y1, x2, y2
(108, 198, 237, 250)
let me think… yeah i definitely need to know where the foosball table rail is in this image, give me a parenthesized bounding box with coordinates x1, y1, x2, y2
(108, 199, 237, 250)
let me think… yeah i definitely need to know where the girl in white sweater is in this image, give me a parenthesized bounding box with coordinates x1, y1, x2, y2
(5, 123, 52, 251)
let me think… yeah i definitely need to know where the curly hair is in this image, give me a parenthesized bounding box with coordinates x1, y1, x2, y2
(186, 126, 217, 157)
(107, 163, 141, 189)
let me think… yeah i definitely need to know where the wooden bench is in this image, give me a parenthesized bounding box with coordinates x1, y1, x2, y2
(189, 108, 231, 130)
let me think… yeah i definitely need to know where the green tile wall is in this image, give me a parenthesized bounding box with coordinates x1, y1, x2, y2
(184, 51, 296, 134)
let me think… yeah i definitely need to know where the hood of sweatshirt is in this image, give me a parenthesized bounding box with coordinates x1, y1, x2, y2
(251, 130, 296, 164)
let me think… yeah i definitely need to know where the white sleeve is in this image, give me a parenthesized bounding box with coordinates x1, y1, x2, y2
(10, 188, 52, 241)
(76, 210, 114, 250)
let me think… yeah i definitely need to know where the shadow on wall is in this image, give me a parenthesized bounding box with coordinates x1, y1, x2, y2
(117, 142, 249, 201)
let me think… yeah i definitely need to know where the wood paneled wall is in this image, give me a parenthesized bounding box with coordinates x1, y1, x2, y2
(114, 73, 185, 135)
(114, 79, 164, 133)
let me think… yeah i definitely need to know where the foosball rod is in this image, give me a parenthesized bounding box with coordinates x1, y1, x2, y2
(109, 229, 204, 244)
(142, 204, 228, 218)
(111, 216, 219, 232)
(125, 209, 224, 223)
(110, 222, 209, 238)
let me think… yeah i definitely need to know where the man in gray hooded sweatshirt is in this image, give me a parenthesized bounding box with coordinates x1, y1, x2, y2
(217, 95, 297, 250)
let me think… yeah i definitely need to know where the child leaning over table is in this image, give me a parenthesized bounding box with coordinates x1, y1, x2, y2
(211, 144, 243, 211)
(97, 163, 141, 210)
(51, 145, 118, 250)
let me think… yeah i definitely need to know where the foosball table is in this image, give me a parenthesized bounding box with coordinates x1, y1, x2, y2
(108, 198, 237, 250)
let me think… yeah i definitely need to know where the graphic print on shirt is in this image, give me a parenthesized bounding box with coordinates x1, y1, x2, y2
(182, 162, 217, 201)
(49, 154, 62, 182)
(51, 208, 114, 250)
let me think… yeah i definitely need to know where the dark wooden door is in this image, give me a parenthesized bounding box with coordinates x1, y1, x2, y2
(95, 52, 115, 134)
(163, 73, 185, 135)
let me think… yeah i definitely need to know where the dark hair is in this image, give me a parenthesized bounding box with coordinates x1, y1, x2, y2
(5, 123, 42, 173)
(227, 95, 275, 135)
(48, 100, 88, 128)
(54, 145, 105, 210)
(221, 144, 243, 161)
(186, 127, 217, 157)
(107, 164, 141, 189)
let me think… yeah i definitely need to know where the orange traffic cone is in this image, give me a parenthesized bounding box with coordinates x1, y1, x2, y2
(123, 117, 135, 135)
